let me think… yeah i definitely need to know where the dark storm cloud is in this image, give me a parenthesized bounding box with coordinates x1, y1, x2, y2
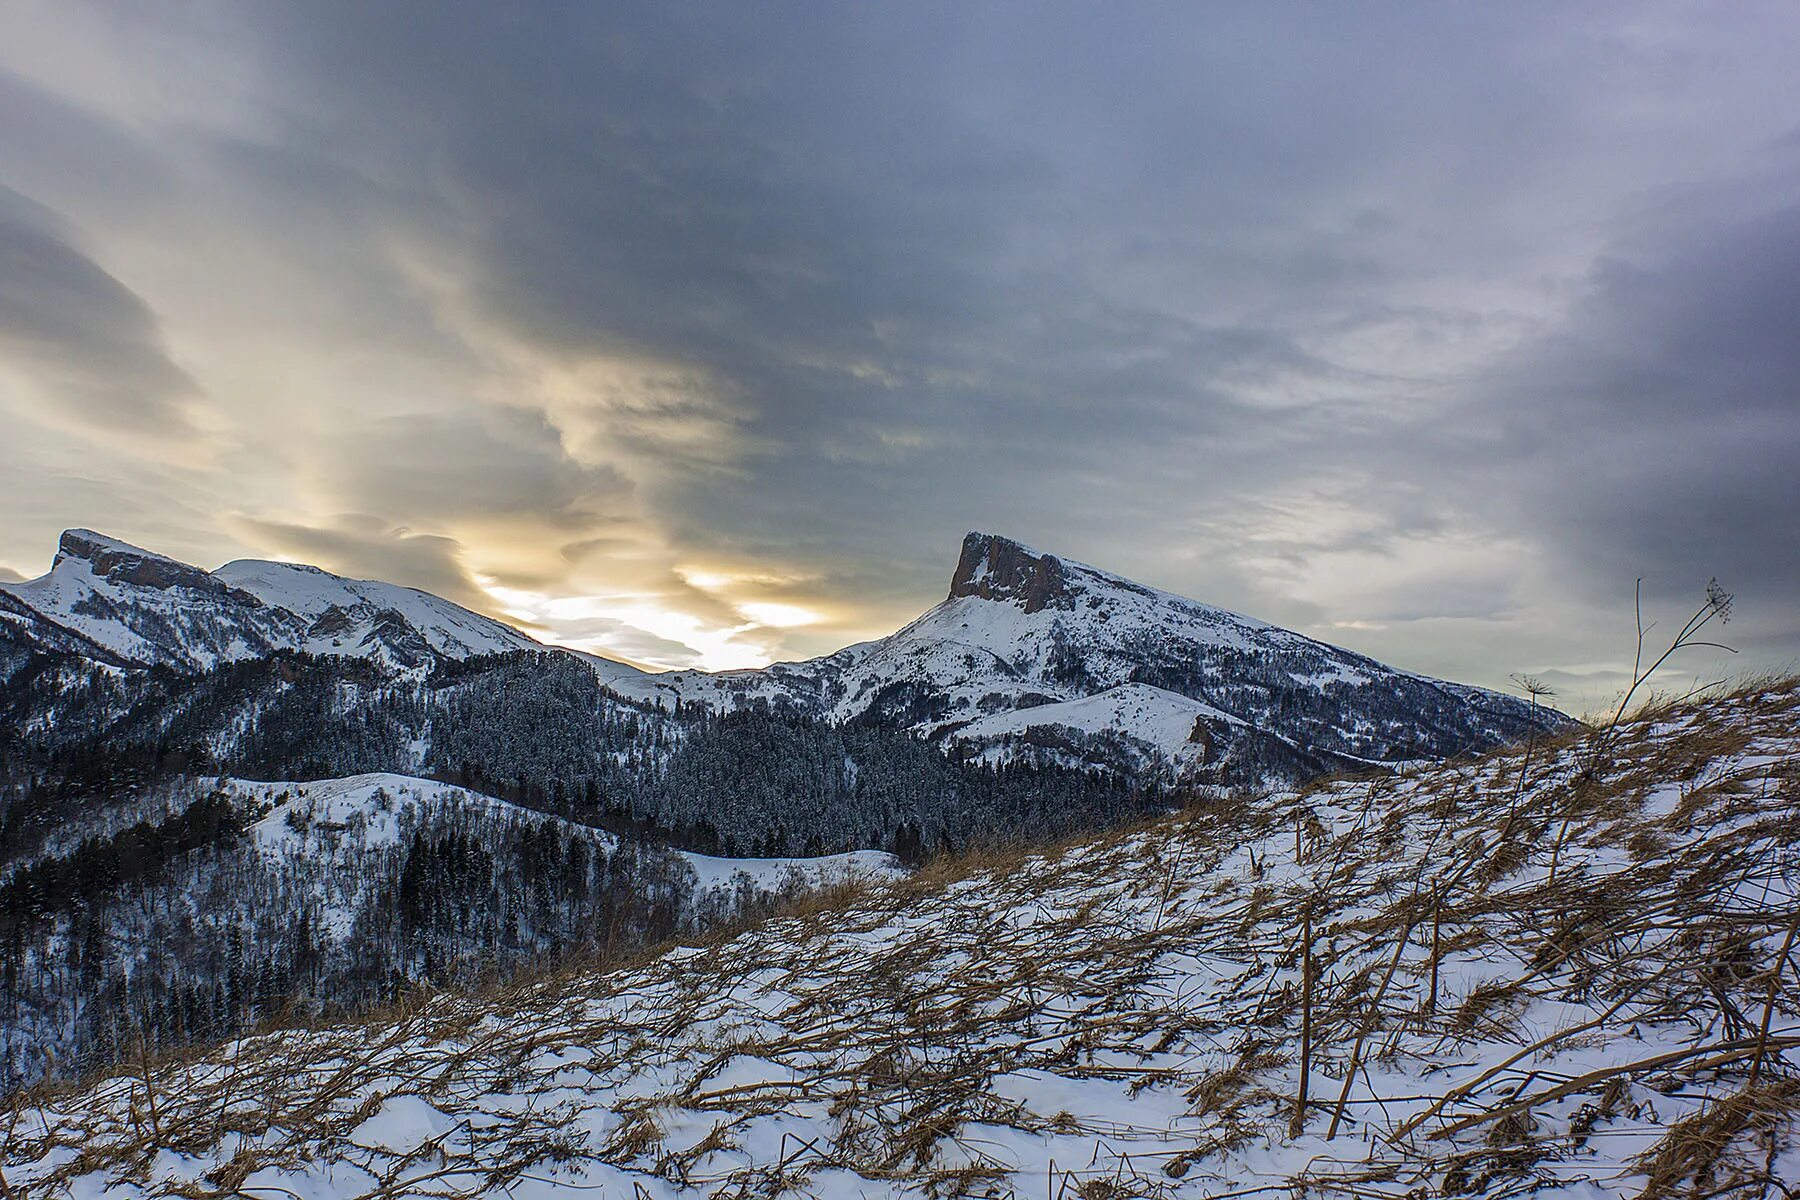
(238, 11, 1356, 409)
(1451, 190, 1800, 649)
(0, 187, 201, 438)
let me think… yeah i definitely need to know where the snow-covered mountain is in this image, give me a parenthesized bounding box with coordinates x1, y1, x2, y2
(1, 527, 1564, 782)
(609, 532, 1565, 780)
(0, 529, 540, 672)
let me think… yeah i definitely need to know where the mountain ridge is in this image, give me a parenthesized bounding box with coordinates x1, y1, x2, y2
(604, 531, 1568, 779)
(0, 526, 1569, 782)
(0, 528, 542, 673)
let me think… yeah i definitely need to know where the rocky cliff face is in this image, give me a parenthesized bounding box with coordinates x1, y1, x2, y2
(52, 530, 256, 600)
(947, 532, 1077, 613)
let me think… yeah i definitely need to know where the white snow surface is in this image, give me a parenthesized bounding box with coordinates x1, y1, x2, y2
(951, 682, 1243, 772)
(15, 684, 1797, 1199)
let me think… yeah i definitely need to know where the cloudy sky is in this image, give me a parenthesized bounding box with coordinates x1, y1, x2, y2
(2, 2, 1796, 712)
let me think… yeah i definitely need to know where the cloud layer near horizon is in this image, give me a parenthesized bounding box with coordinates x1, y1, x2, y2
(1, 3, 1796, 706)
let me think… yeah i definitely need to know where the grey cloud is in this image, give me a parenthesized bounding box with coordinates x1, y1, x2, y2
(1457, 195, 1800, 641)
(0, 69, 175, 216)
(317, 408, 634, 531)
(0, 187, 202, 438)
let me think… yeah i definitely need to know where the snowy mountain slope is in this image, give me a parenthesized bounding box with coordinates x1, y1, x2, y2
(608, 532, 1567, 782)
(0, 529, 541, 672)
(12, 683, 1795, 1199)
(212, 559, 541, 665)
(947, 681, 1244, 775)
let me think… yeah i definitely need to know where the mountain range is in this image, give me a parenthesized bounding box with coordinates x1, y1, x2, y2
(0, 528, 1565, 785)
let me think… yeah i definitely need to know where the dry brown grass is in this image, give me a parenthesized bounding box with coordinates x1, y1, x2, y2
(1635, 1079, 1800, 1199)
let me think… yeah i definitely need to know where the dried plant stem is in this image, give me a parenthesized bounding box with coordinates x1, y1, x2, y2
(1326, 917, 1418, 1140)
(1745, 912, 1800, 1092)
(1427, 885, 1442, 1017)
(1291, 906, 1314, 1139)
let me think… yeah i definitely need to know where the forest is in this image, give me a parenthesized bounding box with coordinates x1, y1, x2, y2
(0, 647, 1155, 1086)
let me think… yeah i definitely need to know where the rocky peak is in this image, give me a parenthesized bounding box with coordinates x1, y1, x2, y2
(53, 529, 239, 597)
(947, 532, 1077, 614)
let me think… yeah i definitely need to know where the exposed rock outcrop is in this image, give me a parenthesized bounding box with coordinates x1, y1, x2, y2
(947, 532, 1076, 613)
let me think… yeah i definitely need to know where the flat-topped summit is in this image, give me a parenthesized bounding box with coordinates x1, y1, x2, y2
(54, 528, 159, 564)
(1, 528, 539, 673)
(947, 532, 1077, 613)
(53, 528, 233, 595)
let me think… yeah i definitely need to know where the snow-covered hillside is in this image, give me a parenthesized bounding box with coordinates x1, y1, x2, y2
(0, 770, 902, 1088)
(11, 683, 1795, 1199)
(238, 773, 903, 922)
(0, 529, 539, 672)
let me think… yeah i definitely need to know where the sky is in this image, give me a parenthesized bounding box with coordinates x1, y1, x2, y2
(1, 2, 1796, 714)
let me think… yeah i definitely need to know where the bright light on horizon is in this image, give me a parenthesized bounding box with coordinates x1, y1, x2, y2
(480, 578, 778, 672)
(735, 600, 822, 629)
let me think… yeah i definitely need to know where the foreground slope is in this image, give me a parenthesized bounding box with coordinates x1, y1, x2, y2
(10, 683, 1796, 1198)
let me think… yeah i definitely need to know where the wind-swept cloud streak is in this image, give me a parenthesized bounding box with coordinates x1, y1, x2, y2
(0, 187, 206, 448)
